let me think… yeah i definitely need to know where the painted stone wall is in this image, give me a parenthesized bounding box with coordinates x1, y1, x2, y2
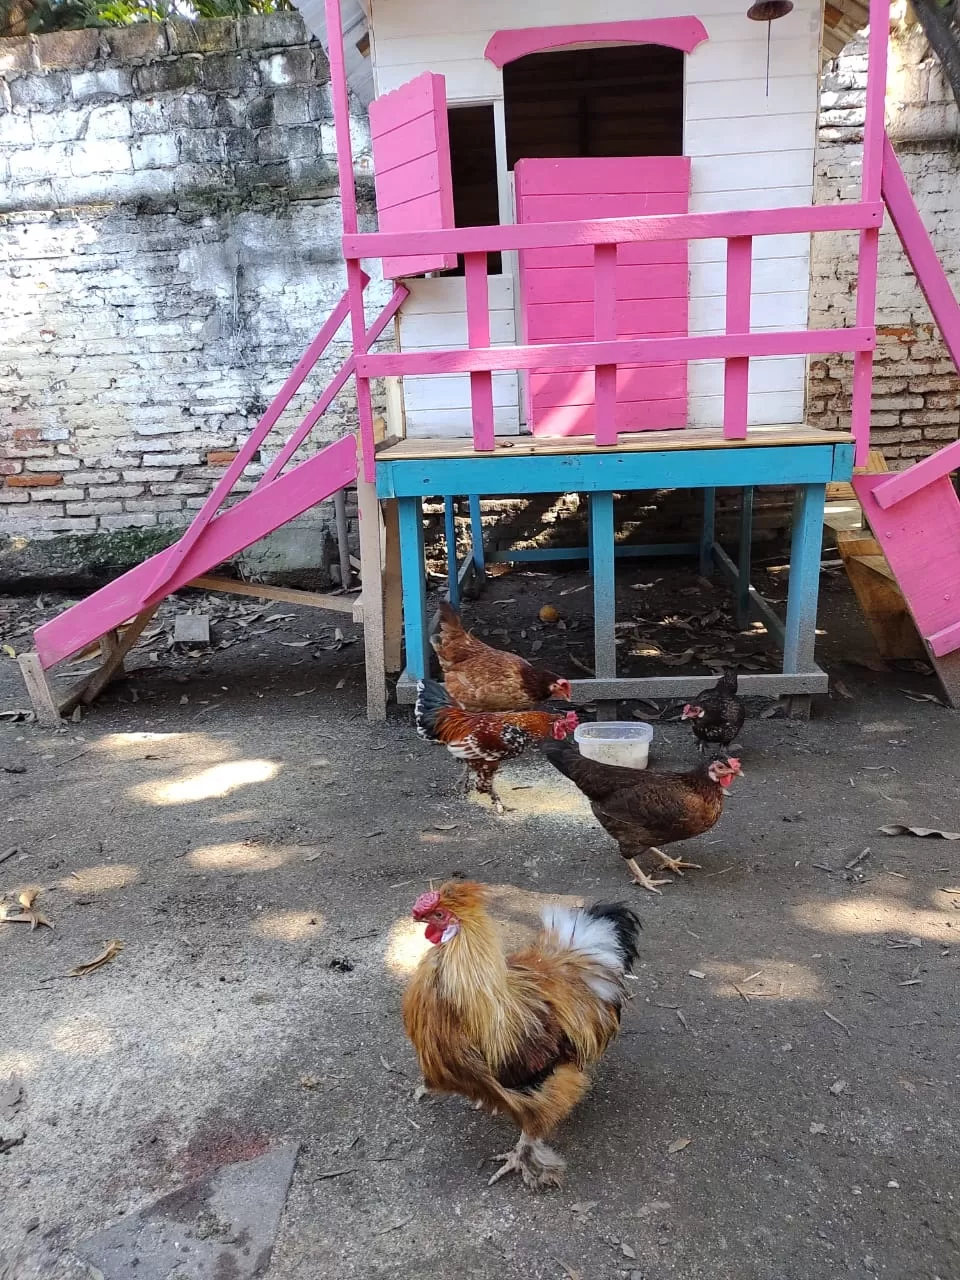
(0, 13, 384, 582)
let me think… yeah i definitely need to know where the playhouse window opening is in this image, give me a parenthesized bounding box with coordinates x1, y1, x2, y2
(503, 44, 684, 167)
(444, 103, 502, 276)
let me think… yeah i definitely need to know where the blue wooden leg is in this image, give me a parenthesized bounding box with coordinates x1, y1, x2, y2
(699, 487, 716, 576)
(398, 495, 429, 681)
(586, 495, 594, 576)
(737, 486, 754, 627)
(589, 491, 616, 679)
(783, 484, 825, 672)
(443, 495, 459, 610)
(468, 494, 485, 578)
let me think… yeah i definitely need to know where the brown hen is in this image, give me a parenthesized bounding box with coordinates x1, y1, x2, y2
(431, 601, 572, 711)
(541, 737, 742, 892)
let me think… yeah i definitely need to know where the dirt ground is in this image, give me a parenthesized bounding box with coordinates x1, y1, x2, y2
(2, 565, 960, 1280)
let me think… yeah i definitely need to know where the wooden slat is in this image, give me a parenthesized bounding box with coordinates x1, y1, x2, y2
(465, 251, 494, 451)
(376, 424, 851, 461)
(187, 575, 357, 614)
(723, 236, 752, 440)
(17, 652, 61, 727)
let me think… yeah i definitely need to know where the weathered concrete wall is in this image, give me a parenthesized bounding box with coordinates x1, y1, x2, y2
(0, 14, 383, 583)
(809, 26, 960, 468)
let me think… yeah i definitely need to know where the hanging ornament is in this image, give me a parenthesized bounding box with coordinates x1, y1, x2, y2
(746, 0, 794, 97)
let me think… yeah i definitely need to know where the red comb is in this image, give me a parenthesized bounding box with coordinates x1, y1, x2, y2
(412, 889, 440, 919)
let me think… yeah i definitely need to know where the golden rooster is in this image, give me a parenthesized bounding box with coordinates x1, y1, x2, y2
(402, 881, 642, 1190)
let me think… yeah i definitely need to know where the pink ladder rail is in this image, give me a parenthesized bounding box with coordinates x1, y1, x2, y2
(143, 281, 361, 604)
(34, 435, 360, 669)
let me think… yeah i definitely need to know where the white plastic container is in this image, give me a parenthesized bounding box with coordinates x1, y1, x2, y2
(574, 721, 653, 770)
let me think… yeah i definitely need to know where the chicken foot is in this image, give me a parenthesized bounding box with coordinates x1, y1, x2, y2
(488, 1133, 565, 1191)
(472, 766, 512, 815)
(650, 846, 702, 876)
(625, 857, 672, 894)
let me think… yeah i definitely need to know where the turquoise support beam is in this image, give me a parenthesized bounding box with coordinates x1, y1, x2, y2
(589, 491, 617, 679)
(700, 486, 716, 576)
(398, 495, 429, 681)
(468, 494, 485, 576)
(737, 486, 754, 627)
(443, 495, 459, 609)
(783, 484, 826, 672)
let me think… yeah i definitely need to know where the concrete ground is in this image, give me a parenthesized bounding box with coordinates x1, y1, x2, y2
(1, 569, 959, 1280)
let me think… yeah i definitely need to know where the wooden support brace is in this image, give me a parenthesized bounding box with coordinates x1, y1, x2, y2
(17, 652, 61, 728)
(59, 607, 159, 716)
(357, 470, 388, 722)
(382, 498, 404, 674)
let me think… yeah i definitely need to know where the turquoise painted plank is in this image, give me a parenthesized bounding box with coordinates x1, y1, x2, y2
(443, 495, 459, 609)
(832, 442, 855, 480)
(398, 496, 430, 681)
(468, 494, 485, 575)
(376, 444, 843, 499)
(487, 542, 699, 562)
(737, 486, 754, 627)
(699, 487, 716, 575)
(589, 491, 617, 678)
(783, 484, 826, 672)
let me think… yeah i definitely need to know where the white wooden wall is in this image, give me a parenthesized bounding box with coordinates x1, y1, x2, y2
(368, 0, 822, 434)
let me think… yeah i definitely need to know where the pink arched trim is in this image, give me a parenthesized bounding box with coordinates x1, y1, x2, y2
(483, 17, 709, 69)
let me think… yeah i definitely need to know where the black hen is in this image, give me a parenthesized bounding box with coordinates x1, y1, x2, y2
(681, 669, 745, 752)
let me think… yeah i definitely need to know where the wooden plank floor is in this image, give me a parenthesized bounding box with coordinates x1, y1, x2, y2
(376, 424, 852, 462)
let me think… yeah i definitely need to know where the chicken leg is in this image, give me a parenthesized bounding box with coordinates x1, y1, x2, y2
(488, 1133, 565, 1191)
(625, 857, 672, 894)
(651, 846, 702, 876)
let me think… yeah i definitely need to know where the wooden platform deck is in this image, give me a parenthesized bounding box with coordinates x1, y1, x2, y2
(376, 424, 852, 462)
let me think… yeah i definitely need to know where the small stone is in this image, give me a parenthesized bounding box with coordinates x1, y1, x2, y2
(24, 1216, 39, 1232)
(887, 1179, 900, 1188)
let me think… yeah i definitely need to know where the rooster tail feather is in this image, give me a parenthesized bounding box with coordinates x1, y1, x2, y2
(584, 902, 642, 973)
(414, 679, 453, 741)
(540, 903, 640, 977)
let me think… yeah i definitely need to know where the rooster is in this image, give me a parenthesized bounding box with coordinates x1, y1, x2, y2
(402, 880, 642, 1190)
(681, 668, 746, 752)
(416, 679, 578, 814)
(431, 601, 572, 711)
(541, 738, 742, 892)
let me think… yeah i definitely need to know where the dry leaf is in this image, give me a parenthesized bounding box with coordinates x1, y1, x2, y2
(621, 1244, 637, 1259)
(809, 1122, 828, 1135)
(688, 969, 706, 980)
(829, 1079, 848, 1096)
(570, 1201, 598, 1214)
(668, 1137, 692, 1154)
(898, 689, 944, 705)
(880, 824, 960, 841)
(69, 939, 124, 978)
(2, 644, 15, 659)
(280, 640, 312, 648)
(433, 822, 458, 831)
(832, 680, 855, 700)
(661, 649, 695, 667)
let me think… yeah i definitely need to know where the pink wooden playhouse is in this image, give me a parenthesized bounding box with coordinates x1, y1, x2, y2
(18, 0, 960, 720)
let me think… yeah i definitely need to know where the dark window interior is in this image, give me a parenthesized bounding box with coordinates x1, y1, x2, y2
(445, 104, 501, 276)
(504, 45, 684, 167)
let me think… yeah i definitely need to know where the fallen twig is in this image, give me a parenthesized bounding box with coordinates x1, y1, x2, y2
(823, 1009, 851, 1037)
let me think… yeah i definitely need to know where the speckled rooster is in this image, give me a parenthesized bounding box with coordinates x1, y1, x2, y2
(415, 679, 578, 814)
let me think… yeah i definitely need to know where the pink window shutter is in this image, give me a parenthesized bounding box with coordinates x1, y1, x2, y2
(515, 155, 691, 436)
(369, 73, 457, 279)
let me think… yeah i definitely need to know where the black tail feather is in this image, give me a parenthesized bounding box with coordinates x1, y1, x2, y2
(414, 679, 453, 741)
(586, 901, 643, 972)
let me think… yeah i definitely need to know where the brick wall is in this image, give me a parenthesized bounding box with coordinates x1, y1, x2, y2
(809, 25, 960, 468)
(0, 14, 383, 581)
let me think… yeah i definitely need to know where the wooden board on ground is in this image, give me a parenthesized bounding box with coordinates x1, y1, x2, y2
(837, 529, 926, 661)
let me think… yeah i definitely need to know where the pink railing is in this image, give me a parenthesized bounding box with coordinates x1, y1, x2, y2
(143, 278, 407, 605)
(345, 202, 883, 461)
